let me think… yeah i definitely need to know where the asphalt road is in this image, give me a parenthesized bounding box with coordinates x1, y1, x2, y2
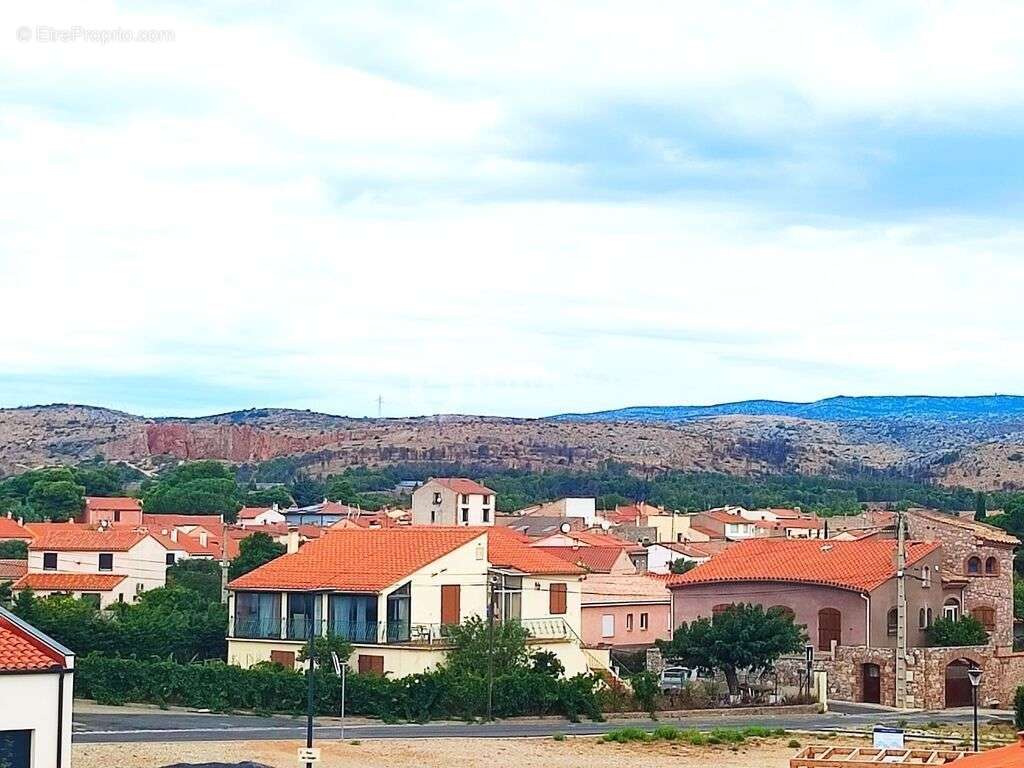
(72, 703, 1008, 744)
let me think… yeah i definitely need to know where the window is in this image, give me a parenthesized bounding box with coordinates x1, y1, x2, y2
(165, 552, 176, 566)
(432, 492, 442, 505)
(922, 566, 931, 588)
(386, 583, 411, 642)
(972, 606, 996, 633)
(482, 508, 491, 523)
(927, 607, 933, 627)
(494, 574, 522, 621)
(549, 582, 567, 615)
(601, 614, 615, 637)
(43, 552, 57, 571)
(98, 553, 113, 572)
(460, 494, 469, 504)
(286, 593, 323, 640)
(966, 556, 982, 575)
(818, 607, 841, 651)
(626, 613, 634, 631)
(918, 608, 926, 630)
(329, 594, 379, 643)
(113, 510, 121, 523)
(460, 507, 469, 523)
(985, 557, 998, 575)
(887, 607, 898, 637)
(640, 612, 649, 630)
(234, 592, 282, 639)
(430, 510, 436, 523)
(81, 593, 101, 610)
(943, 597, 961, 622)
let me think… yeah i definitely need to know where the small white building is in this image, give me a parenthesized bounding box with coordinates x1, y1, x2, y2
(237, 505, 288, 528)
(645, 542, 715, 574)
(0, 605, 74, 768)
(411, 478, 496, 526)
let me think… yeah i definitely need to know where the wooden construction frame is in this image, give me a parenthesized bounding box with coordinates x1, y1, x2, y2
(790, 745, 972, 767)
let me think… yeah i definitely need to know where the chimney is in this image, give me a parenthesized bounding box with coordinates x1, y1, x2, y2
(286, 529, 300, 554)
(5, 511, 10, 519)
(170, 529, 178, 543)
(16, 517, 23, 527)
(198, 530, 208, 546)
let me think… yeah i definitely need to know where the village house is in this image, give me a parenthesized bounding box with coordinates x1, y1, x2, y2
(15, 527, 172, 608)
(690, 508, 760, 541)
(237, 505, 287, 527)
(0, 605, 74, 768)
(0, 513, 32, 543)
(283, 499, 372, 528)
(411, 478, 496, 526)
(645, 541, 721, 574)
(226, 526, 609, 678)
(513, 497, 599, 527)
(79, 496, 143, 526)
(580, 573, 672, 649)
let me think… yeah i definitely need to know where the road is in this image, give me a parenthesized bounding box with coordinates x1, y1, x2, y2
(72, 703, 1008, 744)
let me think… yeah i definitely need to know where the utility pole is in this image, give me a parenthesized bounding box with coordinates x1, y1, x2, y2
(895, 509, 908, 709)
(220, 520, 229, 604)
(486, 574, 498, 721)
(305, 592, 316, 768)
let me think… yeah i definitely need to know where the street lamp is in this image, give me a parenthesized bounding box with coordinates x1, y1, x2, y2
(967, 666, 983, 752)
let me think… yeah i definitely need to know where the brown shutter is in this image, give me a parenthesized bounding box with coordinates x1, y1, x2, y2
(441, 584, 461, 625)
(817, 608, 842, 651)
(971, 606, 996, 632)
(270, 650, 295, 668)
(549, 583, 567, 615)
(358, 654, 385, 675)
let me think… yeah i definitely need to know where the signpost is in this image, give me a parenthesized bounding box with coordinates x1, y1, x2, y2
(804, 643, 813, 699)
(872, 726, 905, 749)
(297, 747, 321, 764)
(331, 651, 346, 740)
(967, 666, 983, 752)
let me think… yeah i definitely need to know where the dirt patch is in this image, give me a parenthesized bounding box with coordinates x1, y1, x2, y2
(73, 736, 800, 768)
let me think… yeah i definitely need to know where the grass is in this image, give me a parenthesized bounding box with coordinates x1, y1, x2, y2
(788, 739, 802, 748)
(552, 732, 566, 742)
(601, 725, 787, 746)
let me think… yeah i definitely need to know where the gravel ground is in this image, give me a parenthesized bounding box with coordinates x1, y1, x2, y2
(73, 736, 802, 768)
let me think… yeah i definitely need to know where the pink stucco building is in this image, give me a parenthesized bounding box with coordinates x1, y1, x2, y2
(581, 574, 671, 649)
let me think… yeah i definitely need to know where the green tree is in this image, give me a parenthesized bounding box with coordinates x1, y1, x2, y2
(0, 581, 12, 608)
(531, 649, 565, 677)
(445, 616, 532, 676)
(167, 558, 223, 605)
(975, 491, 988, 522)
(656, 604, 805, 696)
(326, 478, 357, 504)
(244, 486, 293, 509)
(630, 670, 659, 716)
(0, 540, 28, 559)
(289, 474, 326, 507)
(925, 615, 989, 647)
(27, 480, 85, 520)
(1015, 578, 1024, 621)
(297, 635, 354, 672)
(229, 533, 286, 580)
(669, 559, 698, 575)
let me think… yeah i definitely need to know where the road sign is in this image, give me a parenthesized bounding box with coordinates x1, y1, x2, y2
(298, 747, 321, 763)
(331, 651, 342, 676)
(873, 726, 904, 749)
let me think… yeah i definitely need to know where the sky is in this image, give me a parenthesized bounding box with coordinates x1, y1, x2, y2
(3, 1, 1024, 418)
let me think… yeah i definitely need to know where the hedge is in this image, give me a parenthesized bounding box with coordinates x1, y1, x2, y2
(75, 654, 604, 722)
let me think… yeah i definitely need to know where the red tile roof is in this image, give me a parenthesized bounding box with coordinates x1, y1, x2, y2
(432, 478, 495, 496)
(85, 496, 142, 512)
(15, 573, 127, 591)
(142, 514, 223, 528)
(0, 560, 28, 580)
(540, 546, 627, 573)
(656, 541, 716, 558)
(551, 530, 636, 548)
(0, 517, 32, 540)
(29, 528, 153, 552)
(0, 617, 64, 671)
(951, 737, 1024, 767)
(667, 538, 940, 593)
(486, 526, 584, 575)
(237, 507, 272, 520)
(229, 528, 485, 592)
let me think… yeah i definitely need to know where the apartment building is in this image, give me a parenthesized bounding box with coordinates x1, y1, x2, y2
(411, 478, 496, 526)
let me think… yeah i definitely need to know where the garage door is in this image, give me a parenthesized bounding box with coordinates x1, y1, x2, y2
(0, 730, 31, 768)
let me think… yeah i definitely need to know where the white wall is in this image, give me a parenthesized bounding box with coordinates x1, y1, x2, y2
(0, 669, 73, 768)
(646, 545, 708, 574)
(412, 481, 494, 526)
(28, 536, 168, 602)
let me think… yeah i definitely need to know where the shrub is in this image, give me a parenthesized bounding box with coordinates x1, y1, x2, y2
(602, 727, 649, 743)
(552, 732, 566, 741)
(1015, 686, 1024, 730)
(652, 725, 681, 741)
(925, 616, 988, 647)
(788, 739, 802, 748)
(630, 671, 659, 716)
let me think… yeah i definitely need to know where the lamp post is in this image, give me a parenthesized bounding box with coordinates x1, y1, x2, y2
(967, 666, 983, 752)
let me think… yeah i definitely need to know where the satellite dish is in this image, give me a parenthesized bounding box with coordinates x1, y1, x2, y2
(559, 522, 571, 534)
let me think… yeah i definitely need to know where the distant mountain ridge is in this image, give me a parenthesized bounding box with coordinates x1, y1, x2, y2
(552, 395, 1024, 422)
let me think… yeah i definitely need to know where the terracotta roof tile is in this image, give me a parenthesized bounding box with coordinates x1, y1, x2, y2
(667, 538, 940, 593)
(486, 527, 583, 575)
(85, 496, 141, 512)
(539, 547, 627, 573)
(237, 507, 272, 520)
(15, 573, 127, 591)
(142, 514, 223, 528)
(432, 478, 495, 496)
(229, 528, 485, 592)
(0, 618, 62, 671)
(951, 739, 1024, 767)
(0, 517, 32, 540)
(0, 559, 28, 580)
(29, 529, 152, 552)
(908, 508, 1021, 546)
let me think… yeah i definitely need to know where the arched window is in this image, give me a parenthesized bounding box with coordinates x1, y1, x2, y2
(966, 556, 982, 575)
(768, 605, 795, 621)
(921, 566, 931, 588)
(818, 607, 841, 651)
(886, 607, 898, 636)
(971, 606, 996, 633)
(943, 597, 961, 622)
(918, 608, 926, 629)
(985, 557, 998, 575)
(927, 607, 933, 627)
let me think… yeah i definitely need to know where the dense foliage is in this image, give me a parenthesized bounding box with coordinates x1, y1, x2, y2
(925, 615, 989, 647)
(142, 461, 243, 519)
(657, 604, 805, 695)
(11, 587, 227, 661)
(444, 616, 533, 676)
(0, 540, 27, 559)
(166, 559, 223, 605)
(227, 532, 286, 580)
(1015, 685, 1024, 730)
(75, 656, 604, 722)
(0, 462, 140, 521)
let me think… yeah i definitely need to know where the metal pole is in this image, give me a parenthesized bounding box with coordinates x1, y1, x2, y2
(487, 574, 497, 721)
(341, 659, 346, 741)
(305, 592, 315, 768)
(972, 683, 979, 752)
(895, 510, 907, 708)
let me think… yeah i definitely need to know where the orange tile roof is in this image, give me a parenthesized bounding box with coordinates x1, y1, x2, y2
(486, 526, 583, 575)
(0, 517, 32, 540)
(0, 617, 63, 671)
(85, 496, 141, 512)
(237, 507, 272, 520)
(907, 508, 1021, 547)
(432, 478, 495, 496)
(142, 514, 223, 528)
(540, 546, 627, 573)
(0, 559, 28, 580)
(951, 738, 1024, 767)
(149, 530, 220, 557)
(15, 573, 127, 591)
(555, 530, 637, 548)
(667, 538, 940, 593)
(229, 528, 485, 592)
(29, 528, 152, 552)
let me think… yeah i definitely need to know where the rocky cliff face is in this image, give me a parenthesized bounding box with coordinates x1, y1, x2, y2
(143, 422, 342, 462)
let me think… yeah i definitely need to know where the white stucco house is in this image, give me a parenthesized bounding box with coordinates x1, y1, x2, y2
(411, 478, 496, 526)
(0, 605, 74, 768)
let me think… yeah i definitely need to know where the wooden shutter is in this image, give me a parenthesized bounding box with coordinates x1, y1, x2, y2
(441, 585, 461, 625)
(358, 654, 385, 675)
(818, 608, 841, 651)
(270, 650, 295, 668)
(971, 606, 996, 632)
(549, 583, 567, 615)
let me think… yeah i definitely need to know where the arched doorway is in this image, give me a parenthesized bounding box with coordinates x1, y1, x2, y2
(945, 659, 974, 707)
(861, 663, 881, 704)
